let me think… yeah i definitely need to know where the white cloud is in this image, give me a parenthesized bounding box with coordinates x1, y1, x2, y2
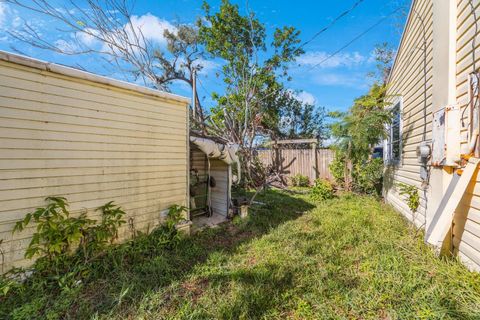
(75, 13, 176, 52)
(194, 58, 220, 75)
(0, 3, 7, 26)
(295, 91, 316, 105)
(54, 39, 79, 53)
(11, 16, 21, 28)
(0, 3, 23, 40)
(297, 51, 366, 69)
(285, 89, 316, 106)
(312, 72, 371, 88)
(128, 13, 176, 45)
(0, 2, 7, 24)
(76, 28, 101, 46)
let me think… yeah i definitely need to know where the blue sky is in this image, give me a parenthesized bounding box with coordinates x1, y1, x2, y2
(0, 0, 409, 114)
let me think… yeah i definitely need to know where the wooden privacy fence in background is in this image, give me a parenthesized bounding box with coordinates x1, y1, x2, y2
(257, 148, 334, 184)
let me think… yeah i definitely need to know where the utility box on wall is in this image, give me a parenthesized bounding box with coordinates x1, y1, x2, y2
(432, 108, 445, 166)
(431, 106, 461, 167)
(445, 105, 461, 166)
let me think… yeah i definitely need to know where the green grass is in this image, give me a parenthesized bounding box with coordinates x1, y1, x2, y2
(2, 190, 480, 319)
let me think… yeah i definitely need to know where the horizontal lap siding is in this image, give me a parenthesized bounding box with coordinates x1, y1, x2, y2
(0, 60, 188, 272)
(385, 0, 433, 228)
(455, 0, 480, 271)
(190, 146, 207, 175)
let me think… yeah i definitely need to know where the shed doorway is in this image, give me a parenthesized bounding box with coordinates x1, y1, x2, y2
(189, 139, 234, 231)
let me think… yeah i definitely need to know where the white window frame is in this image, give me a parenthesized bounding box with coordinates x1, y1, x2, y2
(384, 97, 403, 166)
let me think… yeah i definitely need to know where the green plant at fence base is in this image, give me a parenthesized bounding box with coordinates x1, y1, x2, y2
(397, 183, 420, 213)
(353, 158, 384, 195)
(329, 154, 384, 195)
(329, 154, 345, 186)
(289, 174, 310, 187)
(310, 179, 334, 201)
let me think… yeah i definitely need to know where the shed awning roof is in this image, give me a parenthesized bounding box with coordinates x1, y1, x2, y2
(190, 136, 239, 165)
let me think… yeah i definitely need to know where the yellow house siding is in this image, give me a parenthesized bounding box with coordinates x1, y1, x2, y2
(388, 0, 480, 272)
(454, 0, 480, 272)
(385, 0, 434, 228)
(0, 57, 189, 271)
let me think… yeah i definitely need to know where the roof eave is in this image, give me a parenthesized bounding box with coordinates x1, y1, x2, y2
(0, 50, 191, 105)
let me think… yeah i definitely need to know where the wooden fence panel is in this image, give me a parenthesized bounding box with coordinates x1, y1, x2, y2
(316, 149, 335, 180)
(257, 148, 334, 185)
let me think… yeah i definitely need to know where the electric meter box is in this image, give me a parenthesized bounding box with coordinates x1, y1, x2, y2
(431, 106, 461, 167)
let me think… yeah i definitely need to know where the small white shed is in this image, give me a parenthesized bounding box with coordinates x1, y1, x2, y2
(189, 132, 239, 225)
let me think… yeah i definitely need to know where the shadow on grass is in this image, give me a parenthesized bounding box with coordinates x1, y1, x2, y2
(195, 262, 297, 319)
(1, 189, 314, 319)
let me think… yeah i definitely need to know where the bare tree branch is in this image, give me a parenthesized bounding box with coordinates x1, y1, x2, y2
(5, 0, 207, 124)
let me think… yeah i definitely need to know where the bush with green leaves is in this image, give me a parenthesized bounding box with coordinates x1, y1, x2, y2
(13, 197, 127, 267)
(83, 201, 127, 258)
(289, 174, 310, 187)
(329, 83, 392, 194)
(329, 152, 384, 195)
(13, 197, 95, 264)
(0, 198, 190, 318)
(353, 158, 384, 195)
(329, 154, 345, 186)
(397, 183, 420, 213)
(0, 197, 128, 297)
(157, 205, 188, 248)
(310, 179, 334, 201)
(165, 205, 187, 229)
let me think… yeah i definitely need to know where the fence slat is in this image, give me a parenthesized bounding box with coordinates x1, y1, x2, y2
(257, 149, 334, 184)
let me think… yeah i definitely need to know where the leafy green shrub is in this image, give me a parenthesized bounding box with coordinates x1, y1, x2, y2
(158, 205, 188, 248)
(13, 197, 95, 264)
(329, 153, 345, 186)
(397, 183, 420, 213)
(289, 174, 310, 187)
(310, 179, 334, 201)
(83, 201, 127, 257)
(0, 273, 19, 297)
(13, 197, 127, 267)
(329, 154, 384, 195)
(165, 205, 187, 229)
(0, 199, 190, 317)
(353, 158, 384, 195)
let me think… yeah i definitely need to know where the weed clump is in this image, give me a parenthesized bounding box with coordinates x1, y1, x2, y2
(310, 179, 334, 201)
(289, 174, 310, 187)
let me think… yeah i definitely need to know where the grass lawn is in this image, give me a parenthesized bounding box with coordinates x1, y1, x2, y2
(2, 190, 480, 319)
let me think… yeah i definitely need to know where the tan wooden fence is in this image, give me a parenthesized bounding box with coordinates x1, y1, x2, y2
(257, 148, 334, 185)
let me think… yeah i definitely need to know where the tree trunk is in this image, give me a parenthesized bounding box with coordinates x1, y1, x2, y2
(344, 141, 353, 191)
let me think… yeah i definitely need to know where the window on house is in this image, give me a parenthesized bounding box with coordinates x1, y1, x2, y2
(386, 102, 401, 164)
